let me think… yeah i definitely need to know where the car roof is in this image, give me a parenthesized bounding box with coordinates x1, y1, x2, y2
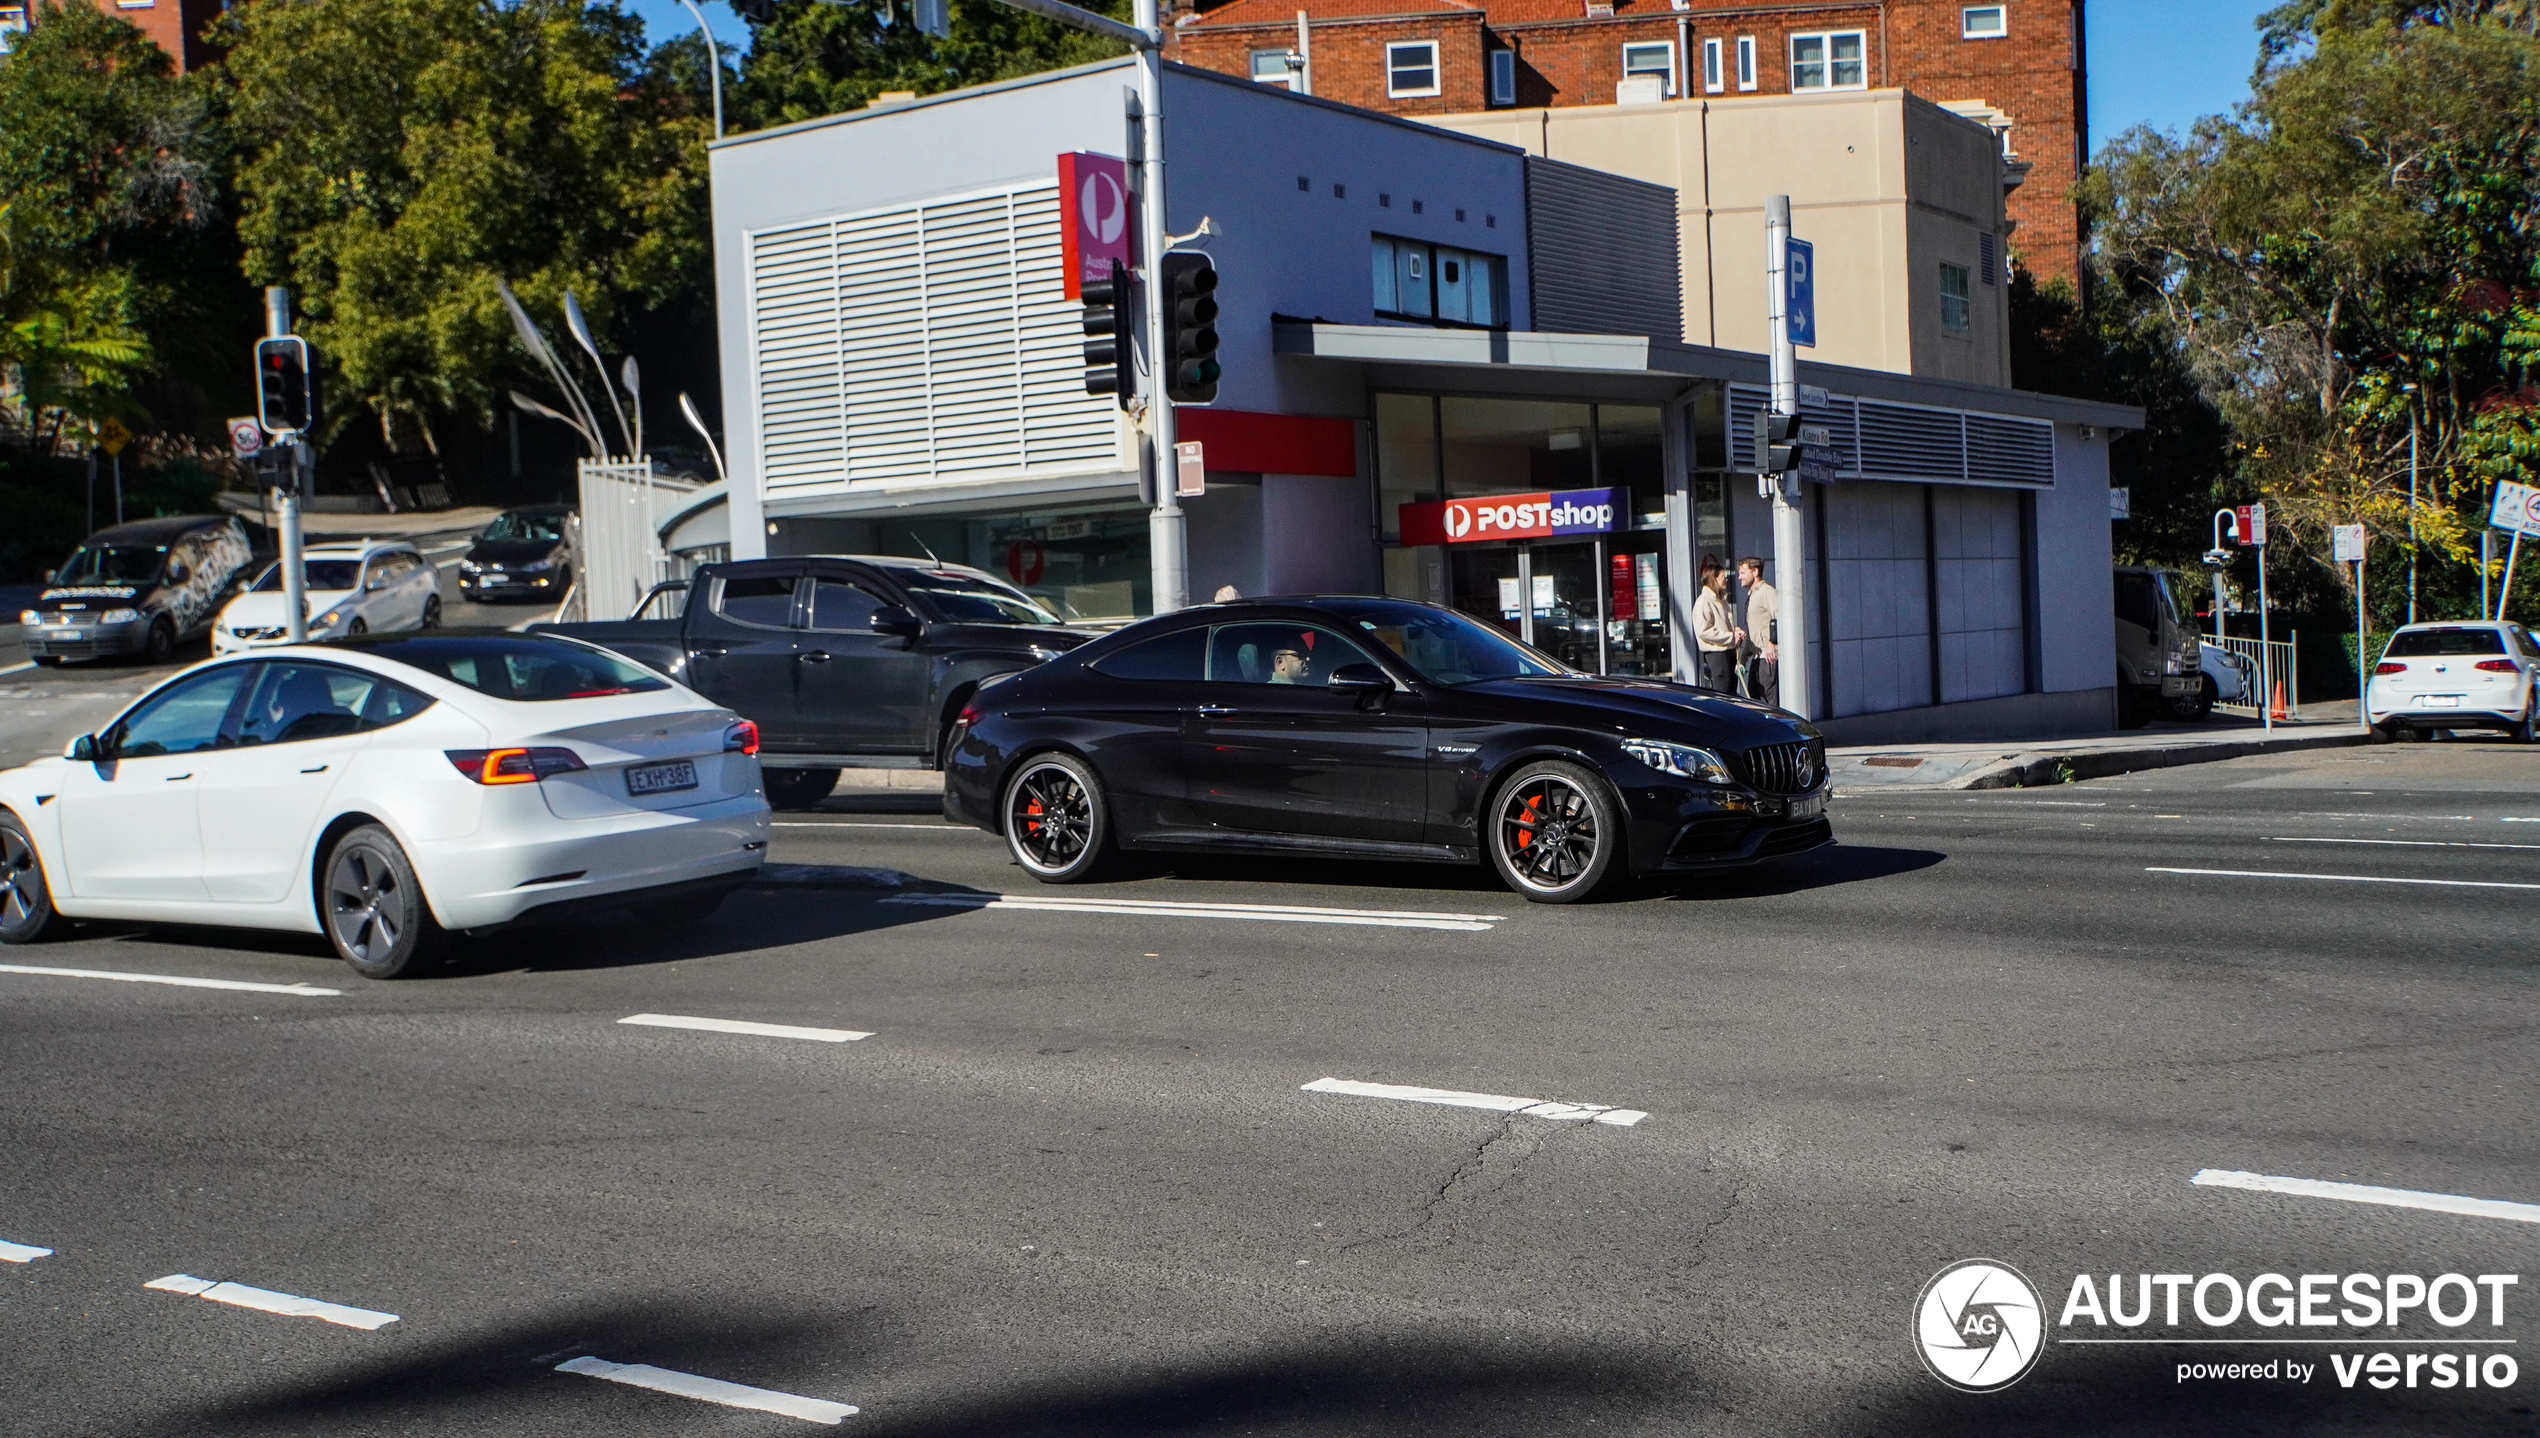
(2392, 620, 2510, 631)
(499, 503, 575, 515)
(80, 515, 232, 546)
(298, 540, 418, 557)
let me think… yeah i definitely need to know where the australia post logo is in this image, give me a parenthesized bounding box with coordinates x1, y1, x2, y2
(1056, 151, 1132, 300)
(1399, 487, 1624, 546)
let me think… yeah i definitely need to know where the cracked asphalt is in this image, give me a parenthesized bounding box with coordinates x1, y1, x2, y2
(3, 741, 2537, 1434)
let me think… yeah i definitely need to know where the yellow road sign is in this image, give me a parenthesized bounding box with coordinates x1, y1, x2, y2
(96, 416, 134, 456)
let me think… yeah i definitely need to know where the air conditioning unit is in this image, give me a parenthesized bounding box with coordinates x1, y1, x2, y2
(1615, 76, 1665, 105)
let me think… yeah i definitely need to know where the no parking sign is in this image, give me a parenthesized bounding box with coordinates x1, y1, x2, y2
(2491, 480, 2540, 537)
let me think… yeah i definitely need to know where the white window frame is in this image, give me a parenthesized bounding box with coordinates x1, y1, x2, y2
(1702, 37, 1723, 93)
(1789, 29, 1867, 91)
(1734, 35, 1757, 91)
(1939, 262, 1972, 332)
(1961, 5, 2007, 39)
(1621, 40, 1676, 98)
(1386, 40, 1442, 98)
(1489, 48, 1516, 106)
(1249, 48, 1297, 89)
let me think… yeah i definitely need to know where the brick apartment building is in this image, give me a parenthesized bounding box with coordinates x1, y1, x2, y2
(1, 0, 223, 70)
(1167, 0, 2088, 282)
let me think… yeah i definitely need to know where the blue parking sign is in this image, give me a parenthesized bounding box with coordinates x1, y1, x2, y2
(1786, 237, 1815, 348)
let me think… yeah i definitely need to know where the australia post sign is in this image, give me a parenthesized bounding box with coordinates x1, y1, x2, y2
(1057, 152, 1132, 301)
(1399, 488, 1625, 546)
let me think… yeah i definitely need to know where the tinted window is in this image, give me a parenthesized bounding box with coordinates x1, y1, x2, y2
(808, 578, 892, 632)
(351, 635, 670, 701)
(2385, 628, 2507, 657)
(55, 545, 166, 584)
(109, 666, 250, 758)
(716, 574, 798, 628)
(2115, 573, 2158, 632)
(481, 511, 566, 543)
(1207, 623, 1374, 686)
(1324, 599, 1569, 684)
(251, 560, 364, 593)
(1090, 627, 1207, 681)
(235, 661, 433, 746)
(899, 571, 1063, 625)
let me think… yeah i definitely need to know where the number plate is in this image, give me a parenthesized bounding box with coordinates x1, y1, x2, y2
(2423, 695, 2462, 708)
(625, 760, 699, 795)
(58, 630, 82, 641)
(1787, 791, 1824, 820)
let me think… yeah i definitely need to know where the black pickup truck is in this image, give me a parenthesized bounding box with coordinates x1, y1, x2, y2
(539, 555, 1095, 808)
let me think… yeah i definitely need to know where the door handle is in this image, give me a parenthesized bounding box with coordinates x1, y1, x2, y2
(799, 650, 833, 663)
(1196, 704, 1234, 717)
(692, 646, 728, 658)
(166, 773, 192, 781)
(300, 764, 329, 774)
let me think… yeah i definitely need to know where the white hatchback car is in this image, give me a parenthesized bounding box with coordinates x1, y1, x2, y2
(2366, 621, 2540, 743)
(215, 541, 441, 653)
(0, 633, 769, 977)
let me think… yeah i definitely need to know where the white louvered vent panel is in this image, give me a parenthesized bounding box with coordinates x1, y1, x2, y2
(1013, 200, 1119, 466)
(836, 208, 930, 485)
(751, 223, 845, 490)
(1726, 384, 2052, 488)
(1855, 402, 1966, 481)
(924, 195, 1028, 476)
(1965, 413, 2055, 486)
(1726, 384, 1855, 472)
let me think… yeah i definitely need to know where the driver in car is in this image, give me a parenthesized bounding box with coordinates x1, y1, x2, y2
(1268, 645, 1311, 684)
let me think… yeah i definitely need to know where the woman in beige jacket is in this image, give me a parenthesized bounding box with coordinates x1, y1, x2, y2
(1692, 558, 1743, 692)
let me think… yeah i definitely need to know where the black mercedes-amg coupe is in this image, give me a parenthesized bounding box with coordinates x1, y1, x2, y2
(941, 596, 1832, 903)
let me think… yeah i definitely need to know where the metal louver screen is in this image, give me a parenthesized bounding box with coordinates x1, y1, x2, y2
(1726, 383, 2052, 487)
(1526, 156, 1682, 338)
(746, 183, 1122, 491)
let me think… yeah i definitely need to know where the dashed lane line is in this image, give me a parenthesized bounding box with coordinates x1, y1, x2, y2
(556, 1356, 858, 1424)
(144, 1274, 398, 1329)
(2147, 867, 2540, 892)
(771, 822, 967, 830)
(2266, 836, 2540, 851)
(1, 1238, 51, 1262)
(883, 893, 1504, 932)
(0, 964, 340, 996)
(2192, 1169, 2540, 1225)
(1302, 1076, 1646, 1126)
(619, 1013, 872, 1043)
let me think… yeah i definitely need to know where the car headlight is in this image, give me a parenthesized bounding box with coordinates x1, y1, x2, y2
(458, 560, 481, 575)
(17, 610, 37, 625)
(99, 608, 140, 624)
(1620, 737, 1734, 784)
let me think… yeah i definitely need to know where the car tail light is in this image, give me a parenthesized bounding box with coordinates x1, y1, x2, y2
(725, 718, 760, 755)
(2374, 661, 2407, 674)
(2475, 659, 2518, 673)
(956, 704, 981, 728)
(444, 747, 588, 784)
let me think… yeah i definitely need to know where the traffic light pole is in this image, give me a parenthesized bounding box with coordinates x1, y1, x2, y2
(1131, 0, 1186, 615)
(266, 286, 310, 642)
(1764, 195, 1811, 720)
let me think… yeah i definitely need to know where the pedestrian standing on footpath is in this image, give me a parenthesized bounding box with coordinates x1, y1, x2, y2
(1737, 555, 1779, 707)
(1693, 557, 1743, 693)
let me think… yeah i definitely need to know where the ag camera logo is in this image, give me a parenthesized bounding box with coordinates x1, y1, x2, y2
(1915, 1259, 2045, 1392)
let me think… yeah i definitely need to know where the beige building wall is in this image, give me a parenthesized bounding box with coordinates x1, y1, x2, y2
(1426, 89, 2013, 387)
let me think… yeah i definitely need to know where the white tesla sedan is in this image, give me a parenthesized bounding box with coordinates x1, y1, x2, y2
(2367, 620, 2540, 742)
(214, 541, 441, 653)
(0, 632, 769, 978)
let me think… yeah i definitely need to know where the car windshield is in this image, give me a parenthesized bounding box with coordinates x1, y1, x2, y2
(250, 560, 365, 593)
(1324, 599, 1573, 684)
(481, 511, 565, 543)
(902, 571, 1064, 625)
(347, 634, 671, 701)
(54, 545, 166, 584)
(2385, 627, 2507, 657)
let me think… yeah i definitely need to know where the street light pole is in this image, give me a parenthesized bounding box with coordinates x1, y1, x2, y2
(677, 0, 724, 140)
(2404, 384, 2418, 625)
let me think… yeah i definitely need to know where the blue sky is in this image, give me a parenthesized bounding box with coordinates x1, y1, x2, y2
(620, 0, 2283, 156)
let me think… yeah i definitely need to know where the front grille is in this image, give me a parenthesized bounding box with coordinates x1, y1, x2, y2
(1736, 739, 1822, 795)
(1755, 817, 1833, 857)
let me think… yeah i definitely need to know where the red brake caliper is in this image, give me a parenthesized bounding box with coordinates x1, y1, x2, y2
(1515, 794, 1538, 848)
(1024, 795, 1044, 835)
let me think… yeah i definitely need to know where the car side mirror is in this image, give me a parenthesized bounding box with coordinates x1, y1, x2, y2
(66, 734, 99, 762)
(366, 575, 388, 592)
(165, 563, 189, 584)
(1328, 663, 1392, 696)
(869, 606, 922, 639)
(41, 568, 55, 584)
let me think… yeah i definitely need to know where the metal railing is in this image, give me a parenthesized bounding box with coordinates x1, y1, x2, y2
(2209, 631, 2296, 718)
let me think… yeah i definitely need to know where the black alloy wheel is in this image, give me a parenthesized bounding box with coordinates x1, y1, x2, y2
(421, 595, 442, 629)
(2510, 695, 2536, 745)
(143, 616, 175, 665)
(348, 617, 368, 636)
(1487, 760, 1624, 904)
(1003, 754, 1112, 883)
(322, 825, 447, 979)
(0, 813, 66, 944)
(763, 767, 840, 811)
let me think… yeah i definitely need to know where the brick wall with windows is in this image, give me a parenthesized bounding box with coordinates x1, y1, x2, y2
(28, 0, 226, 70)
(1171, 0, 2087, 282)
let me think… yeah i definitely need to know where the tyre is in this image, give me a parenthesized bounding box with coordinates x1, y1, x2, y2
(143, 616, 175, 664)
(1486, 760, 1625, 904)
(2163, 676, 2216, 723)
(1003, 753, 1114, 883)
(2512, 692, 2538, 745)
(633, 888, 730, 927)
(420, 595, 442, 629)
(763, 767, 840, 811)
(348, 617, 368, 636)
(0, 812, 68, 944)
(320, 825, 448, 979)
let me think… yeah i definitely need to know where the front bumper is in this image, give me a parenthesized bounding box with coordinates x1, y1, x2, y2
(414, 791, 770, 930)
(458, 573, 560, 600)
(1613, 773, 1834, 873)
(20, 618, 147, 660)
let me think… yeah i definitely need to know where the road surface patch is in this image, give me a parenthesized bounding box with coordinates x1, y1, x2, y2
(619, 1013, 871, 1043)
(0, 1238, 51, 1262)
(0, 964, 340, 996)
(144, 1274, 398, 1329)
(2191, 1169, 2540, 1225)
(885, 893, 1504, 932)
(1302, 1076, 1645, 1125)
(2147, 867, 2540, 892)
(555, 1356, 857, 1424)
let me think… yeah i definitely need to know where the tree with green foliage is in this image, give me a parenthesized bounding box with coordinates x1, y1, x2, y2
(214, 0, 712, 455)
(732, 0, 1128, 128)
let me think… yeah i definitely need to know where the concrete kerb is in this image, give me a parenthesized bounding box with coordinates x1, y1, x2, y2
(1829, 728, 2371, 796)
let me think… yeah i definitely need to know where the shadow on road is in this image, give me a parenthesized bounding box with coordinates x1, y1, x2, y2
(447, 881, 983, 978)
(1651, 842, 1946, 902)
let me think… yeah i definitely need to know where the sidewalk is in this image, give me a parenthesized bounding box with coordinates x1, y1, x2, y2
(1828, 713, 2368, 793)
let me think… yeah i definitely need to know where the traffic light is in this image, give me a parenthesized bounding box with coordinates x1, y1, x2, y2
(1081, 259, 1134, 408)
(1160, 251, 1220, 404)
(255, 336, 315, 435)
(1753, 410, 1803, 474)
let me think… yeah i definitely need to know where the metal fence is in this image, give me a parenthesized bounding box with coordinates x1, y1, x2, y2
(574, 459, 700, 621)
(2210, 632, 2297, 717)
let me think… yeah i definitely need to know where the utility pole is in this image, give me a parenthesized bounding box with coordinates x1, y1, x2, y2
(262, 286, 311, 642)
(1764, 195, 1811, 719)
(2403, 384, 2419, 625)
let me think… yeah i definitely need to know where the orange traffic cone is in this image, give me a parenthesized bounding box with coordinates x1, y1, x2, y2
(2269, 677, 2289, 721)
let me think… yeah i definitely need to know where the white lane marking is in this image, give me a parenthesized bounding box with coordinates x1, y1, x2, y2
(885, 893, 1503, 932)
(1964, 799, 2106, 807)
(619, 1013, 871, 1043)
(2192, 1169, 2540, 1225)
(0, 964, 340, 996)
(2147, 867, 2540, 892)
(556, 1356, 857, 1424)
(0, 661, 33, 678)
(0, 1238, 52, 1262)
(144, 1274, 399, 1329)
(1302, 1076, 1645, 1126)
(2297, 812, 2474, 821)
(2266, 836, 2540, 851)
(771, 822, 965, 830)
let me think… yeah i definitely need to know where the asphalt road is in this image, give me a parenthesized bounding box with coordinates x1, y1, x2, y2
(2, 743, 2537, 1435)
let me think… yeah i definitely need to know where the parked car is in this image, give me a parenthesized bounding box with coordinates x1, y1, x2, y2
(0, 632, 769, 977)
(214, 540, 441, 653)
(18, 515, 258, 666)
(942, 595, 1833, 903)
(2114, 565, 2203, 727)
(456, 504, 574, 603)
(538, 555, 1096, 809)
(2163, 641, 2254, 721)
(2366, 621, 2539, 743)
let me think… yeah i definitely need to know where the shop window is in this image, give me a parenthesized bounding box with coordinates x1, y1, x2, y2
(1961, 5, 2006, 38)
(1386, 41, 1440, 98)
(1621, 41, 1675, 98)
(1939, 262, 1972, 331)
(1790, 30, 1866, 90)
(1249, 48, 1298, 88)
(1372, 235, 1505, 327)
(1488, 49, 1516, 106)
(1702, 37, 1724, 93)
